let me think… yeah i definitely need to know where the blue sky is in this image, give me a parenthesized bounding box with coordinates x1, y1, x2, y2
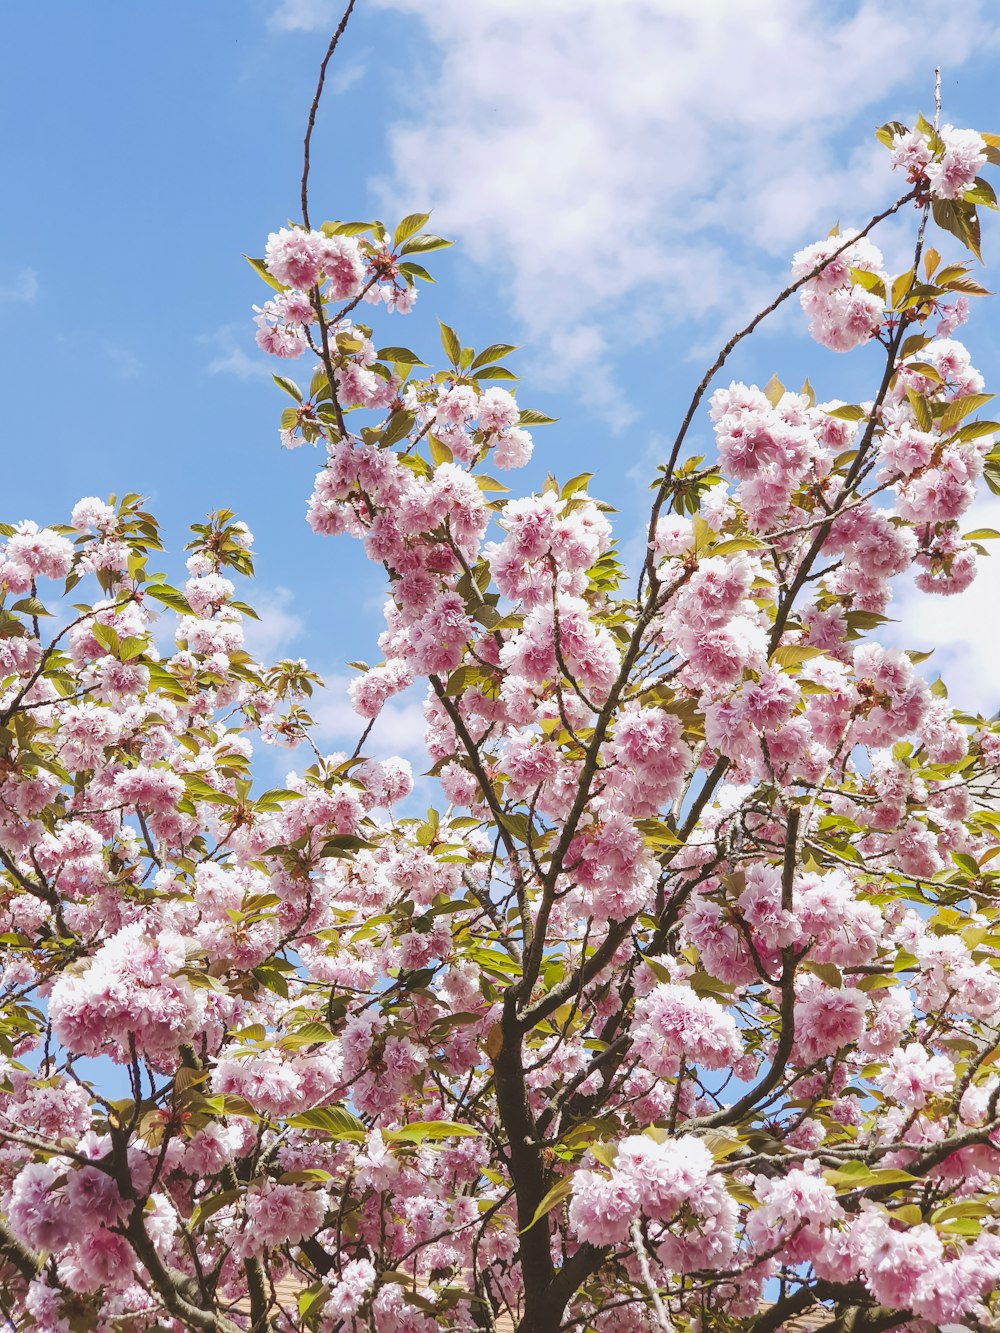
(4, 0, 1000, 769)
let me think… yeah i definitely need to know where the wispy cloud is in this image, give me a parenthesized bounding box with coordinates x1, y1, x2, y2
(268, 0, 339, 32)
(309, 672, 428, 764)
(330, 60, 366, 94)
(0, 267, 38, 303)
(203, 326, 272, 381)
(883, 495, 1000, 718)
(101, 341, 142, 379)
(372, 0, 997, 412)
(242, 586, 304, 660)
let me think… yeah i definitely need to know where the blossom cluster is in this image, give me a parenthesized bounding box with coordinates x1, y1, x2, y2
(2, 110, 1000, 1333)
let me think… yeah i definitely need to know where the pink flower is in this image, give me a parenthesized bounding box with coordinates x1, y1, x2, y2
(568, 1167, 639, 1246)
(791, 230, 886, 353)
(927, 126, 988, 200)
(317, 233, 365, 301)
(747, 1166, 843, 1262)
(8, 1162, 75, 1252)
(632, 982, 743, 1075)
(493, 426, 534, 469)
(478, 387, 520, 432)
(853, 1210, 945, 1311)
(242, 1182, 329, 1253)
(878, 1043, 955, 1109)
(794, 977, 868, 1062)
(264, 227, 323, 289)
(49, 922, 204, 1065)
(614, 1134, 713, 1221)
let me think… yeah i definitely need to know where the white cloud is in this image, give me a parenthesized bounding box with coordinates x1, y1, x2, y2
(331, 60, 366, 93)
(372, 0, 997, 408)
(309, 672, 428, 763)
(204, 326, 272, 380)
(101, 341, 142, 379)
(884, 495, 1000, 718)
(242, 586, 304, 659)
(0, 267, 38, 302)
(268, 0, 339, 32)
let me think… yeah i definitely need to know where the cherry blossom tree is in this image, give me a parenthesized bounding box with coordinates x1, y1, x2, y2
(5, 16, 1000, 1333)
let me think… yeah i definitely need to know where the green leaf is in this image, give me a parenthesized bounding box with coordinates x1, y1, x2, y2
(323, 220, 373, 237)
(955, 420, 1000, 442)
(393, 212, 431, 247)
(932, 198, 983, 262)
(763, 373, 784, 407)
(280, 1021, 337, 1050)
(901, 361, 944, 384)
(474, 365, 518, 380)
(905, 388, 932, 432)
(635, 818, 681, 849)
(471, 343, 518, 369)
(272, 375, 303, 402)
(146, 584, 193, 615)
(826, 404, 867, 421)
(400, 233, 454, 255)
(940, 274, 992, 296)
(299, 1283, 330, 1320)
(278, 1168, 333, 1184)
(244, 255, 287, 293)
(712, 537, 765, 555)
(874, 120, 909, 150)
(965, 175, 998, 209)
(190, 1187, 242, 1230)
(951, 851, 980, 876)
(397, 261, 435, 283)
(940, 393, 995, 435)
(376, 347, 428, 366)
(286, 1105, 367, 1139)
(824, 1161, 917, 1190)
(184, 775, 237, 805)
(118, 635, 148, 662)
(380, 409, 416, 447)
(10, 597, 50, 617)
(429, 434, 453, 466)
(521, 1176, 573, 1233)
(771, 644, 823, 667)
(805, 961, 842, 989)
(889, 269, 913, 308)
(254, 788, 304, 811)
(851, 268, 886, 300)
(561, 473, 593, 498)
(518, 408, 557, 426)
(319, 834, 375, 857)
(91, 623, 121, 656)
(498, 809, 534, 843)
(384, 1120, 481, 1143)
(439, 320, 461, 366)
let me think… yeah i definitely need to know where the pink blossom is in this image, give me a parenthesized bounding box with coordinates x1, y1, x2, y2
(632, 982, 743, 1074)
(928, 125, 988, 199)
(878, 1042, 955, 1109)
(794, 976, 868, 1061)
(614, 1134, 713, 1221)
(568, 1167, 639, 1246)
(264, 227, 323, 289)
(242, 1182, 329, 1252)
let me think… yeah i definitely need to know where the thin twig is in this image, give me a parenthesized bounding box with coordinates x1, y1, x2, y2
(630, 1220, 675, 1332)
(301, 0, 359, 230)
